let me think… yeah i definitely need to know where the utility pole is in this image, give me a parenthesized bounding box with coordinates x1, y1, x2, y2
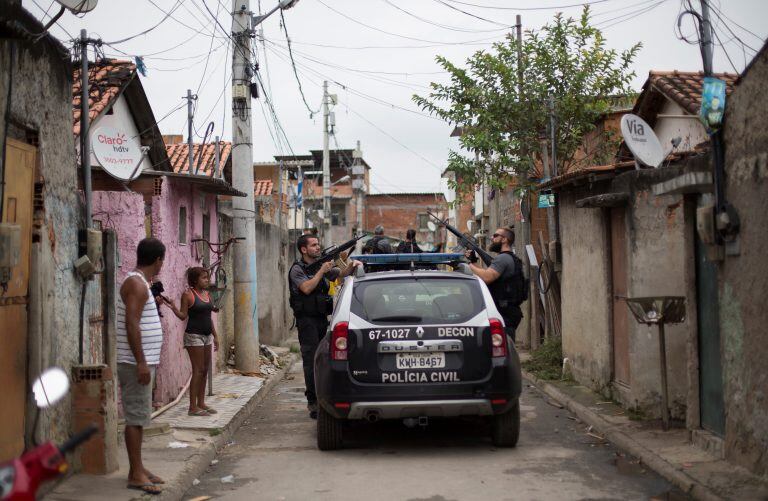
(231, 0, 260, 372)
(322, 81, 331, 238)
(80, 29, 93, 229)
(185, 89, 197, 175)
(698, 0, 714, 76)
(353, 140, 364, 249)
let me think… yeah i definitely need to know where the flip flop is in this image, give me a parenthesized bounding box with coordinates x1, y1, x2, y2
(127, 483, 162, 495)
(188, 409, 209, 416)
(146, 473, 165, 484)
(202, 407, 218, 414)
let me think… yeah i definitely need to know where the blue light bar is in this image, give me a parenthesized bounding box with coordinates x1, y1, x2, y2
(351, 253, 465, 264)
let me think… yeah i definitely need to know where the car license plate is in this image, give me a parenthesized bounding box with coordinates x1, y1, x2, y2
(395, 352, 445, 369)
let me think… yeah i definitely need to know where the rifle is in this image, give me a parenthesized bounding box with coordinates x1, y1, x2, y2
(305, 234, 365, 274)
(427, 211, 493, 266)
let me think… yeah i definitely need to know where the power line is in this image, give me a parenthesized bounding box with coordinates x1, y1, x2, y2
(264, 44, 442, 120)
(279, 10, 321, 117)
(440, 0, 611, 10)
(596, 0, 668, 29)
(432, 0, 512, 27)
(382, 0, 509, 33)
(104, 0, 185, 44)
(315, 0, 511, 44)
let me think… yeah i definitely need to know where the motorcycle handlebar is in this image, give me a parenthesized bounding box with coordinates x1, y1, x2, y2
(59, 424, 98, 455)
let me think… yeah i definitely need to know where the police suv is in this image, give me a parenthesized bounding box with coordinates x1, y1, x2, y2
(314, 253, 522, 450)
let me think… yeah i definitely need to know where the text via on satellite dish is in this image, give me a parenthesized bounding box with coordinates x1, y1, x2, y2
(620, 113, 665, 168)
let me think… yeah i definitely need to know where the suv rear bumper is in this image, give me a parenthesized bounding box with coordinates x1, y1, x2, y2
(349, 399, 493, 420)
(315, 337, 522, 420)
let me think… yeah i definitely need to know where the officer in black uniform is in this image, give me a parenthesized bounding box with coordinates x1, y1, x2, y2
(465, 227, 527, 341)
(289, 234, 359, 419)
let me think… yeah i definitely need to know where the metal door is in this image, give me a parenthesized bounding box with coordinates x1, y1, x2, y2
(610, 207, 630, 385)
(695, 235, 725, 435)
(0, 139, 35, 461)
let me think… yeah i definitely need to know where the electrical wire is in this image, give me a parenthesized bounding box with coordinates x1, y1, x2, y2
(382, 0, 509, 34)
(265, 41, 434, 91)
(264, 44, 443, 121)
(596, 0, 668, 29)
(285, 37, 501, 50)
(432, 0, 512, 27)
(440, 0, 611, 9)
(104, 0, 185, 44)
(194, 0, 223, 96)
(279, 10, 321, 117)
(315, 0, 510, 44)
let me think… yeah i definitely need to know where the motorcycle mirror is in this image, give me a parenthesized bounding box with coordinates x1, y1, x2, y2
(32, 367, 70, 408)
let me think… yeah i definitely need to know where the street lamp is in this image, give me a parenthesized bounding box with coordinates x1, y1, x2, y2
(331, 175, 350, 186)
(252, 0, 300, 26)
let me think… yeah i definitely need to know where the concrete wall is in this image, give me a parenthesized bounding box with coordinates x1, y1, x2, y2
(615, 169, 697, 419)
(720, 45, 768, 476)
(255, 221, 291, 346)
(92, 180, 219, 405)
(558, 188, 613, 390)
(0, 18, 82, 447)
(555, 167, 698, 420)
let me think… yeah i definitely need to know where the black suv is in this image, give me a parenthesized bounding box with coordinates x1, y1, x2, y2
(314, 255, 522, 450)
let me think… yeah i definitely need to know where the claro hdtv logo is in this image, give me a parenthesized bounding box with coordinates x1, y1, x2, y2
(97, 131, 131, 153)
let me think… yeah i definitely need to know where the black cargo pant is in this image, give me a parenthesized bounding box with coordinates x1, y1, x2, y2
(500, 306, 522, 343)
(296, 314, 329, 405)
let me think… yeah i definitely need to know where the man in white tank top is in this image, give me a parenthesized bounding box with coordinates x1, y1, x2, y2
(117, 237, 166, 495)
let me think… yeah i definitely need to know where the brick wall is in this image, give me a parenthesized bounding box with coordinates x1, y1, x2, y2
(365, 193, 448, 249)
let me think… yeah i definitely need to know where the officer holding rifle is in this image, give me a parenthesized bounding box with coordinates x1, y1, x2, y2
(288, 234, 361, 419)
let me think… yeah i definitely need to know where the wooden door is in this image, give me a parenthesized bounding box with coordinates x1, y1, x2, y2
(0, 139, 35, 461)
(610, 207, 630, 386)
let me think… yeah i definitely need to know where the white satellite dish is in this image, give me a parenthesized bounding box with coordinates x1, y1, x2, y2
(91, 126, 144, 181)
(620, 114, 665, 168)
(54, 0, 98, 13)
(427, 221, 437, 232)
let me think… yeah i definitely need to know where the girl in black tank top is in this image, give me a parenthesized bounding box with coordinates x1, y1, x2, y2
(166, 267, 219, 416)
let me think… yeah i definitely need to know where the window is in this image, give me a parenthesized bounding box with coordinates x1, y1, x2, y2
(350, 277, 484, 325)
(331, 202, 346, 226)
(418, 213, 429, 230)
(178, 206, 187, 244)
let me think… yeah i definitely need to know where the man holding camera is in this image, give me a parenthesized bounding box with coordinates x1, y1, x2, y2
(289, 234, 359, 419)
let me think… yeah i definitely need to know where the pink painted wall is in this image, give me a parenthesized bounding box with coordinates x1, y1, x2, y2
(92, 178, 220, 406)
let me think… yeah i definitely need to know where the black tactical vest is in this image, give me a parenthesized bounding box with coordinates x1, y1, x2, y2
(288, 260, 333, 317)
(487, 251, 528, 314)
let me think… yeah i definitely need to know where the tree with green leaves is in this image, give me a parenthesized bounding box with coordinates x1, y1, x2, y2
(413, 7, 641, 200)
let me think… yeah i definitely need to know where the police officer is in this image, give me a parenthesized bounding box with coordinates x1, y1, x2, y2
(289, 234, 359, 419)
(363, 225, 394, 254)
(465, 227, 526, 341)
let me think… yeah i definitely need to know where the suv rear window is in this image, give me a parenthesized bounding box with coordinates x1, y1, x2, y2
(350, 277, 485, 325)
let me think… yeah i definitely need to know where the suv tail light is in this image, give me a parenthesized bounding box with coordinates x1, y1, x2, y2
(489, 318, 507, 358)
(331, 322, 349, 361)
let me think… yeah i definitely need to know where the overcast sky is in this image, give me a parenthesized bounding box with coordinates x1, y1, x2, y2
(24, 0, 768, 194)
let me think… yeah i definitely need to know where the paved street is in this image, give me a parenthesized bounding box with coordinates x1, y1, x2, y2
(183, 360, 686, 501)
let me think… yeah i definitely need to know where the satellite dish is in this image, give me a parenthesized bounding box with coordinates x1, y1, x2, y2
(54, 0, 98, 13)
(427, 221, 437, 232)
(621, 114, 665, 168)
(91, 126, 144, 181)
